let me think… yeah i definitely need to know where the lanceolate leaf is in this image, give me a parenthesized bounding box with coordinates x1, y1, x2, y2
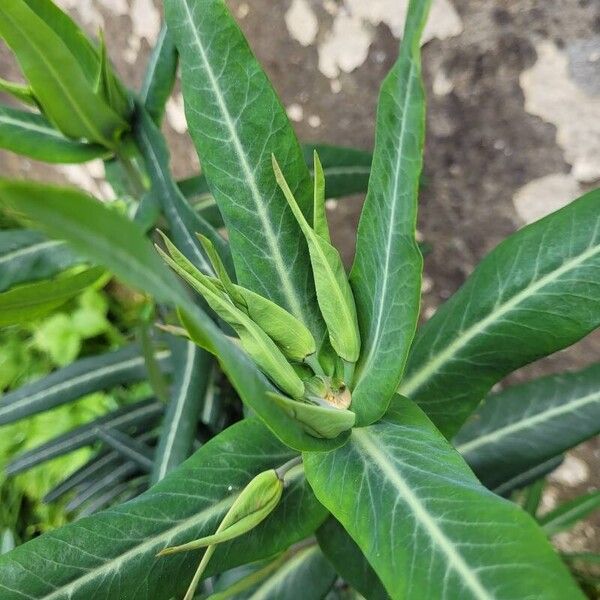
(77, 475, 149, 518)
(401, 190, 600, 437)
(165, 0, 323, 338)
(0, 418, 327, 599)
(0, 0, 127, 146)
(0, 76, 36, 105)
(349, 0, 429, 425)
(538, 491, 600, 537)
(21, 0, 99, 78)
(0, 106, 108, 163)
(491, 455, 564, 498)
(0, 343, 171, 426)
(140, 24, 178, 125)
(135, 105, 232, 275)
(0, 179, 345, 451)
(95, 427, 155, 472)
(316, 517, 388, 600)
(178, 144, 374, 229)
(304, 395, 582, 600)
(0, 266, 105, 327)
(214, 545, 336, 600)
(454, 363, 600, 490)
(0, 229, 81, 292)
(151, 339, 212, 483)
(7, 398, 163, 475)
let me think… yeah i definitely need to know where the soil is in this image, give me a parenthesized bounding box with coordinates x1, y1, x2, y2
(1, 0, 598, 554)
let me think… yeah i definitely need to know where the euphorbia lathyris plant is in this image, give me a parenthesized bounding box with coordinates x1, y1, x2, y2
(0, 0, 599, 598)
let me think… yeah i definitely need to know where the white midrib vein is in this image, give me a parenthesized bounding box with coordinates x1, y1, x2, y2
(353, 429, 493, 600)
(357, 60, 418, 380)
(0, 115, 69, 140)
(401, 241, 600, 396)
(180, 0, 304, 321)
(155, 342, 197, 481)
(0, 240, 64, 266)
(0, 350, 170, 418)
(38, 494, 235, 600)
(456, 389, 600, 455)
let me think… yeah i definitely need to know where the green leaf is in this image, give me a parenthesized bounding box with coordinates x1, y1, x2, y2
(454, 363, 600, 490)
(316, 517, 389, 600)
(349, 0, 429, 425)
(0, 179, 345, 451)
(0, 106, 109, 162)
(539, 491, 600, 536)
(6, 398, 163, 475)
(134, 104, 233, 275)
(0, 266, 105, 327)
(0, 76, 36, 105)
(151, 339, 212, 483)
(0, 229, 82, 292)
(33, 312, 81, 366)
(178, 143, 374, 229)
(304, 395, 583, 600)
(0, 418, 328, 599)
(521, 478, 546, 517)
(401, 190, 600, 437)
(165, 0, 323, 339)
(0, 343, 171, 425)
(491, 455, 564, 498)
(303, 144, 372, 199)
(140, 24, 178, 125)
(96, 31, 130, 118)
(95, 427, 155, 472)
(0, 0, 127, 146)
(21, 0, 100, 78)
(76, 475, 148, 518)
(273, 156, 360, 364)
(212, 544, 336, 600)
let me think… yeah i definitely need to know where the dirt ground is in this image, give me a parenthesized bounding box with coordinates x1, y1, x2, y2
(1, 0, 599, 553)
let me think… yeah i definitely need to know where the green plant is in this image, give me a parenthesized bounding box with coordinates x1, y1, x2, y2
(0, 0, 598, 598)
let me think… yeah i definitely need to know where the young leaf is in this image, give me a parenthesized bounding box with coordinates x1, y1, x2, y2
(140, 24, 178, 125)
(0, 343, 171, 426)
(522, 478, 546, 517)
(268, 392, 355, 439)
(0, 179, 343, 451)
(198, 234, 317, 362)
(304, 395, 583, 600)
(0, 106, 109, 163)
(158, 241, 305, 399)
(539, 491, 600, 537)
(0, 418, 328, 599)
(0, 76, 36, 105)
(312, 151, 330, 243)
(96, 31, 130, 118)
(165, 0, 323, 339)
(401, 189, 600, 437)
(135, 104, 232, 275)
(151, 339, 212, 483)
(454, 363, 600, 490)
(273, 155, 360, 364)
(178, 143, 374, 229)
(21, 0, 100, 78)
(6, 398, 163, 475)
(349, 0, 429, 425)
(0, 266, 105, 327)
(0, 229, 82, 292)
(76, 476, 148, 518)
(0, 0, 128, 146)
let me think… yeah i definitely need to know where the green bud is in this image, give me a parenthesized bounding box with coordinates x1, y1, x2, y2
(272, 155, 360, 363)
(158, 469, 284, 600)
(158, 469, 283, 557)
(156, 233, 305, 399)
(197, 235, 317, 362)
(268, 392, 355, 439)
